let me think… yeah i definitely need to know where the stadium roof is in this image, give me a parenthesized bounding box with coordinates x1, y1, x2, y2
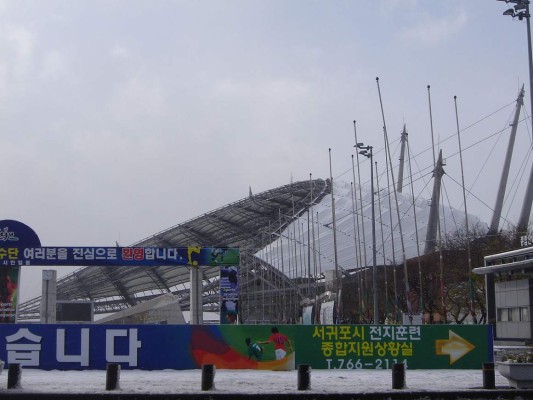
(17, 178, 331, 321)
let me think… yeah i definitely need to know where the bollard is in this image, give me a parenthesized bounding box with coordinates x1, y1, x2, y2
(106, 363, 121, 391)
(482, 362, 495, 389)
(7, 363, 22, 389)
(201, 364, 215, 391)
(392, 363, 405, 389)
(297, 364, 311, 390)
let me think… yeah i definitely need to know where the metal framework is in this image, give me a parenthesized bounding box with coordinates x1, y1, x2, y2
(17, 179, 331, 322)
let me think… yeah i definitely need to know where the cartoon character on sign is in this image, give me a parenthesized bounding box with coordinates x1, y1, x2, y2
(0, 227, 19, 242)
(187, 246, 201, 266)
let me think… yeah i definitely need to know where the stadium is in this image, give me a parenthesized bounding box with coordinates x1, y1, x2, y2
(15, 171, 486, 326)
(16, 178, 334, 325)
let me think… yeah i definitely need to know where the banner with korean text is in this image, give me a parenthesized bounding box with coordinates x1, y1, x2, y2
(0, 324, 493, 371)
(0, 246, 240, 267)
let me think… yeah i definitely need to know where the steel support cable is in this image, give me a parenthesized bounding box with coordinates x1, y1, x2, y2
(445, 173, 514, 229)
(503, 142, 532, 208)
(340, 99, 517, 186)
(441, 181, 461, 234)
(502, 144, 533, 230)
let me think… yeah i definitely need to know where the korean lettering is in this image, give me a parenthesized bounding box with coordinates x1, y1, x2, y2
(133, 248, 144, 260)
(105, 329, 142, 366)
(6, 328, 42, 367)
(361, 341, 374, 356)
(375, 342, 387, 357)
(381, 326, 395, 340)
(335, 341, 349, 357)
(122, 248, 145, 261)
(23, 248, 34, 259)
(0, 247, 18, 260)
(46, 248, 57, 260)
(122, 248, 133, 260)
(408, 326, 421, 340)
(388, 341, 401, 357)
(321, 341, 334, 357)
(352, 326, 365, 340)
(106, 248, 117, 260)
(339, 326, 352, 340)
(83, 248, 95, 260)
(73, 248, 84, 260)
(166, 248, 177, 260)
(325, 326, 338, 341)
(34, 248, 46, 259)
(313, 326, 326, 340)
(145, 248, 156, 260)
(347, 341, 360, 356)
(369, 326, 382, 341)
(56, 328, 90, 366)
(57, 248, 68, 260)
(401, 343, 413, 356)
(314, 324, 420, 363)
(395, 326, 408, 341)
(95, 248, 107, 260)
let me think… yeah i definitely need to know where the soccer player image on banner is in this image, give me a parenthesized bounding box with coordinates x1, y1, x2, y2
(258, 327, 294, 360)
(245, 337, 264, 361)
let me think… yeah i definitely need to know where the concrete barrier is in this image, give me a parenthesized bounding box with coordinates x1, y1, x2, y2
(7, 363, 22, 389)
(105, 363, 121, 391)
(297, 364, 311, 390)
(391, 363, 405, 389)
(201, 364, 215, 391)
(483, 362, 495, 389)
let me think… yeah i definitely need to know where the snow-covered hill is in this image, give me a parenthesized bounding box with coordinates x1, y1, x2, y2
(257, 179, 484, 278)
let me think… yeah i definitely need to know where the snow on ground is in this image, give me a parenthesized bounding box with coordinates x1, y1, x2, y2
(0, 368, 511, 394)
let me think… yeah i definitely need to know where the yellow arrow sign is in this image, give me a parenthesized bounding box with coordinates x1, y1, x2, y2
(436, 330, 475, 364)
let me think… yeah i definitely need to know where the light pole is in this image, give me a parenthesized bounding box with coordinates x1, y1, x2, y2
(499, 0, 533, 237)
(356, 142, 379, 324)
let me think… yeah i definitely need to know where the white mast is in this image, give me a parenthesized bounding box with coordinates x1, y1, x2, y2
(488, 85, 525, 236)
(376, 77, 412, 315)
(454, 95, 476, 323)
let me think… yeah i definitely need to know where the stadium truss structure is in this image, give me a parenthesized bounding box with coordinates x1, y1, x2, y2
(17, 179, 331, 323)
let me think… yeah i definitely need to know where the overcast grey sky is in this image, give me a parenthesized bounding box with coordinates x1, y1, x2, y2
(2, 0, 531, 254)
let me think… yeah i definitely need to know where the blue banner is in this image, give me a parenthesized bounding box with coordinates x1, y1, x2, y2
(0, 220, 41, 247)
(220, 266, 239, 324)
(0, 246, 239, 267)
(0, 324, 493, 371)
(0, 324, 196, 370)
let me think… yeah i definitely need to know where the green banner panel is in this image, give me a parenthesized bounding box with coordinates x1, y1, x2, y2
(218, 324, 493, 370)
(295, 324, 493, 369)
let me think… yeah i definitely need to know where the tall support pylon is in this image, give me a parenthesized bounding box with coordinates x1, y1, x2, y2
(517, 154, 533, 238)
(397, 124, 408, 193)
(488, 85, 525, 236)
(424, 150, 445, 254)
(518, 159, 533, 238)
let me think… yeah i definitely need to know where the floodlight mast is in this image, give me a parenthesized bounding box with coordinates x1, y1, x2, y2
(355, 142, 378, 323)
